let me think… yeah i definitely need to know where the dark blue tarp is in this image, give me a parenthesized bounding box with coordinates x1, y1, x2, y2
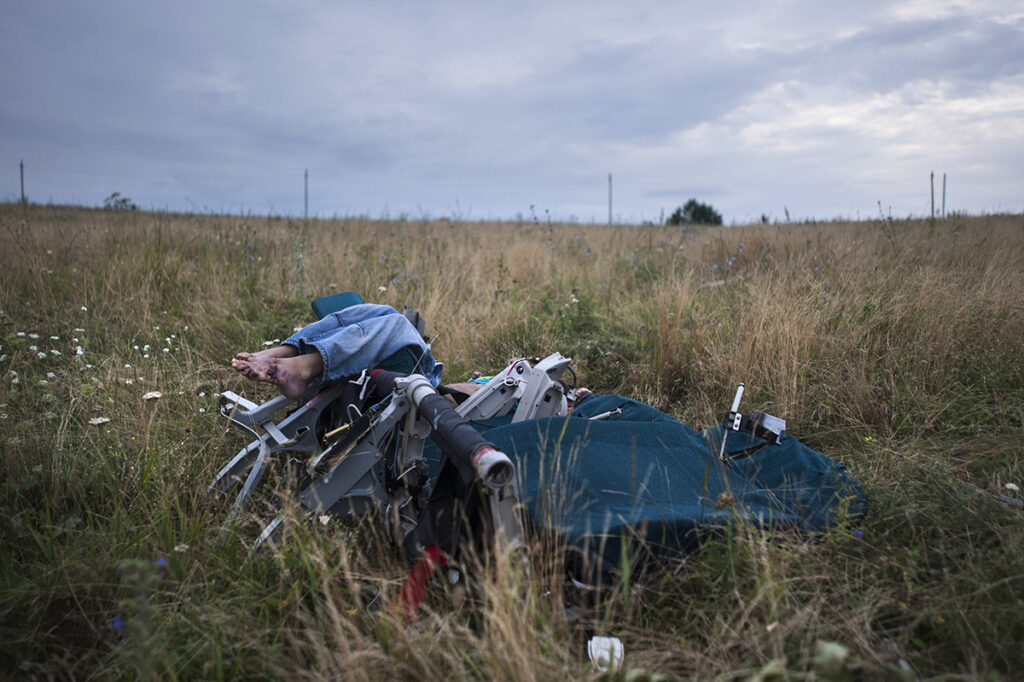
(425, 393, 867, 582)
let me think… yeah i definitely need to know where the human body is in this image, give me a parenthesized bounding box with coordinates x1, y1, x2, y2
(232, 303, 442, 398)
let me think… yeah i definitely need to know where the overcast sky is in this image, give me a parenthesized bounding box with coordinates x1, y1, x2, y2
(3, 1, 1022, 224)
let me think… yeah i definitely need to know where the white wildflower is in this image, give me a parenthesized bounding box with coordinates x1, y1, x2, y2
(72, 338, 79, 343)
(50, 349, 61, 356)
(81, 306, 87, 312)
(378, 286, 387, 293)
(198, 408, 206, 413)
(16, 332, 25, 337)
(85, 364, 93, 369)
(46, 372, 56, 379)
(174, 544, 189, 553)
(1006, 483, 1020, 493)
(183, 326, 189, 332)
(318, 514, 331, 526)
(143, 391, 162, 400)
(76, 346, 83, 356)
(37, 352, 47, 360)
(74, 328, 84, 332)
(133, 345, 139, 350)
(198, 392, 206, 398)
(88, 417, 111, 425)
(29, 345, 38, 352)
(124, 364, 132, 369)
(125, 379, 134, 385)
(262, 341, 274, 347)
(11, 376, 19, 385)
(38, 379, 48, 386)
(162, 347, 170, 353)
(143, 354, 150, 359)
(29, 333, 40, 340)
(0, 355, 7, 362)
(143, 344, 151, 352)
(50, 336, 60, 341)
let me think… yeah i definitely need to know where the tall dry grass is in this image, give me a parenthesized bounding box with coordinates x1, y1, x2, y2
(1, 203, 1022, 679)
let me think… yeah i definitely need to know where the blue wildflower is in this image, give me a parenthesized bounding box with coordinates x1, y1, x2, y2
(738, 243, 743, 249)
(155, 557, 167, 568)
(584, 249, 590, 257)
(854, 530, 863, 538)
(380, 253, 386, 260)
(111, 615, 125, 631)
(712, 264, 718, 271)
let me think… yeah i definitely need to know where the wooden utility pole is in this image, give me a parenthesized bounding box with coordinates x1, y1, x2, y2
(930, 171, 935, 219)
(20, 160, 25, 206)
(942, 173, 947, 218)
(607, 173, 612, 225)
(304, 169, 309, 222)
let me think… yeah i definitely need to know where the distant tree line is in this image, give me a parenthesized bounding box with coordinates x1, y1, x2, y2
(666, 198, 722, 226)
(103, 192, 137, 211)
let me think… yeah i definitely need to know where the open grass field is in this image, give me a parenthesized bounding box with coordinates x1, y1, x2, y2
(1, 202, 1022, 679)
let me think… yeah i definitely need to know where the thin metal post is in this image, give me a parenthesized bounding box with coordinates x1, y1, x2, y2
(304, 169, 309, 222)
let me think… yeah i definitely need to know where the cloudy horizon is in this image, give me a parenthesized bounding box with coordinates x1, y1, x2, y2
(3, 1, 1022, 224)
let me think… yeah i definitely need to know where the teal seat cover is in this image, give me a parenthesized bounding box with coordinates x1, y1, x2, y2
(310, 291, 365, 319)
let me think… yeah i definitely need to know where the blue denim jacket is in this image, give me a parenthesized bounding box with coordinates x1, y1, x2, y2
(283, 304, 443, 387)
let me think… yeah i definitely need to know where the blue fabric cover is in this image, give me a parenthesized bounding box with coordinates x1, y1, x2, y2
(426, 393, 866, 581)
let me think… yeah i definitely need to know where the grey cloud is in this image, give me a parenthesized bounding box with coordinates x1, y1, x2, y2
(2, 1, 1022, 221)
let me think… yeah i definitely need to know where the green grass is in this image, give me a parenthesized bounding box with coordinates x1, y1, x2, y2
(1, 204, 1022, 679)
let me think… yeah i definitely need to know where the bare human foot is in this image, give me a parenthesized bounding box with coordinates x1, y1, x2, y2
(235, 344, 299, 363)
(231, 352, 324, 400)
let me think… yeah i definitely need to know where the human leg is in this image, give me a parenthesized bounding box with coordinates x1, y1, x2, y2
(231, 352, 324, 400)
(306, 312, 440, 385)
